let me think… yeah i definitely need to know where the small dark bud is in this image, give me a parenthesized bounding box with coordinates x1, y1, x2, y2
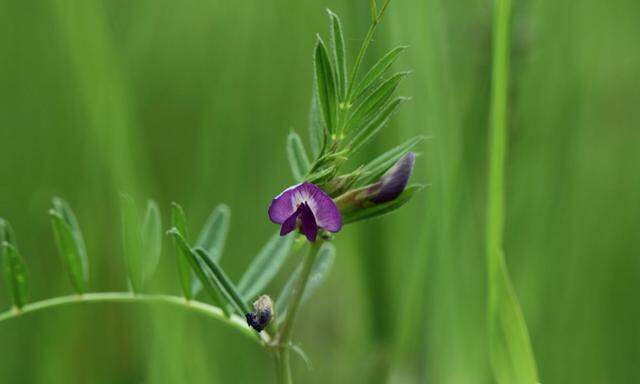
(245, 295, 274, 332)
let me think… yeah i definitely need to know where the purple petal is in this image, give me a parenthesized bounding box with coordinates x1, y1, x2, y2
(268, 183, 302, 224)
(280, 209, 299, 236)
(298, 182, 342, 233)
(298, 202, 318, 242)
(371, 152, 416, 203)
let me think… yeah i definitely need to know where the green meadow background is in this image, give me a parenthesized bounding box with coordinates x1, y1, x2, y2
(1, 0, 639, 383)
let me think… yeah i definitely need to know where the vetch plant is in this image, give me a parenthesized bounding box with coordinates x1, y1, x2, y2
(0, 2, 424, 383)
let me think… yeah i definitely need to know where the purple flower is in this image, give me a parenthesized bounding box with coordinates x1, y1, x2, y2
(368, 152, 416, 203)
(269, 182, 342, 242)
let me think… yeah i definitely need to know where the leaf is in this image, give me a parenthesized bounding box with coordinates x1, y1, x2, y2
(314, 36, 338, 135)
(287, 131, 311, 182)
(167, 228, 229, 315)
(141, 199, 162, 281)
(328, 9, 347, 100)
(0, 219, 28, 309)
(171, 202, 193, 300)
(276, 242, 336, 321)
(237, 232, 295, 300)
(308, 83, 326, 157)
(49, 199, 89, 293)
(194, 248, 251, 315)
(355, 136, 425, 187)
(0, 218, 17, 256)
(51, 198, 88, 279)
(348, 97, 408, 154)
(196, 204, 230, 262)
(291, 344, 313, 371)
(120, 194, 143, 293)
(341, 185, 423, 224)
(488, 256, 540, 384)
(350, 46, 407, 101)
(345, 71, 409, 134)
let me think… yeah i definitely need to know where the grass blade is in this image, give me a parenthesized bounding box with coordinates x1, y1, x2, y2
(350, 46, 407, 102)
(237, 232, 295, 301)
(345, 72, 408, 134)
(49, 201, 89, 293)
(287, 131, 311, 182)
(486, 0, 539, 382)
(120, 194, 143, 293)
(276, 242, 335, 321)
(314, 36, 338, 135)
(167, 228, 229, 315)
(328, 9, 347, 100)
(195, 248, 251, 315)
(356, 136, 425, 187)
(141, 199, 162, 281)
(196, 204, 230, 262)
(171, 202, 193, 300)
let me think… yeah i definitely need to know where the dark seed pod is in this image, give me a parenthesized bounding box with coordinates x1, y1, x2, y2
(245, 295, 274, 332)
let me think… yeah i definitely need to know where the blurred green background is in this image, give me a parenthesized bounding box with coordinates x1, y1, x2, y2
(1, 0, 639, 383)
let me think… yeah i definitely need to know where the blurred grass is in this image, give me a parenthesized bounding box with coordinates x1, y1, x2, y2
(0, 0, 639, 383)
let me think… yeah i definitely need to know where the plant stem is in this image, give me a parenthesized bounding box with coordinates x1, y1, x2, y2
(274, 241, 322, 383)
(0, 292, 268, 346)
(486, 0, 539, 381)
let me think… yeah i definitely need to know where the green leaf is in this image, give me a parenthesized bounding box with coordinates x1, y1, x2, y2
(287, 131, 311, 182)
(0, 219, 28, 309)
(49, 198, 89, 293)
(1, 242, 29, 309)
(356, 136, 425, 186)
(121, 194, 143, 293)
(345, 71, 409, 134)
(308, 83, 326, 157)
(171, 202, 193, 300)
(276, 242, 336, 321)
(196, 204, 230, 262)
(341, 185, 423, 224)
(141, 200, 162, 281)
(350, 46, 407, 102)
(237, 232, 295, 301)
(194, 248, 251, 315)
(314, 36, 338, 135)
(0, 218, 16, 248)
(327, 9, 347, 100)
(348, 96, 408, 154)
(167, 228, 229, 315)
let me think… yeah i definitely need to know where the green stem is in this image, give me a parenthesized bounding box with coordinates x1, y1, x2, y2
(486, 0, 540, 381)
(0, 292, 268, 346)
(486, 0, 511, 304)
(274, 241, 322, 383)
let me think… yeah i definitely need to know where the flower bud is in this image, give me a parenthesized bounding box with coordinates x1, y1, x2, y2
(245, 295, 274, 332)
(333, 152, 418, 223)
(368, 152, 416, 203)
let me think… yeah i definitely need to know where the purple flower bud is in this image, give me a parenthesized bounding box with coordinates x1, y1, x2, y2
(368, 152, 416, 203)
(268, 182, 342, 242)
(246, 295, 274, 332)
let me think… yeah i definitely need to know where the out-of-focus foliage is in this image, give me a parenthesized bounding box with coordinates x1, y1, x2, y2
(0, 0, 638, 383)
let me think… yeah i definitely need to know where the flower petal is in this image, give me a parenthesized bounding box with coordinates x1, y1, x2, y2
(268, 183, 302, 224)
(280, 210, 299, 236)
(300, 182, 342, 233)
(299, 202, 318, 242)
